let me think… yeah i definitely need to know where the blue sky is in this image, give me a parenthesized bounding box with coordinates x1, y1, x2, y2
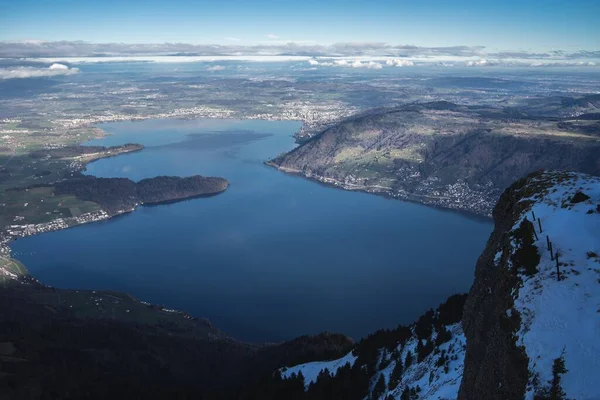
(2, 0, 599, 51)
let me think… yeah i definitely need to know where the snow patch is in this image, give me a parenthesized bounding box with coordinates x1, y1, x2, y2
(378, 324, 466, 400)
(280, 351, 358, 389)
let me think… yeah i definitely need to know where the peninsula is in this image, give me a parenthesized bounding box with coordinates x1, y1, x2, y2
(54, 174, 229, 214)
(0, 142, 229, 276)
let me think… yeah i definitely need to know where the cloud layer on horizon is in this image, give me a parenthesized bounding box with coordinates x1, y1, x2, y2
(0, 42, 598, 72)
(0, 63, 79, 79)
(1, 40, 598, 61)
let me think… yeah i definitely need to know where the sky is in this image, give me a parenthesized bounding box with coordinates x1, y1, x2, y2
(1, 0, 599, 52)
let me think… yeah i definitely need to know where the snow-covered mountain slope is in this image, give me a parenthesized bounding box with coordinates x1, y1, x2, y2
(507, 172, 600, 399)
(375, 322, 466, 400)
(281, 351, 358, 388)
(277, 171, 600, 400)
(277, 294, 469, 399)
(461, 170, 600, 400)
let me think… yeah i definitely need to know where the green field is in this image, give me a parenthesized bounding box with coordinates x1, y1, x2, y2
(0, 186, 101, 229)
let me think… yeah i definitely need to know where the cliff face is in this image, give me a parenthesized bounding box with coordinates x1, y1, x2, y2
(458, 175, 534, 399)
(460, 170, 600, 399)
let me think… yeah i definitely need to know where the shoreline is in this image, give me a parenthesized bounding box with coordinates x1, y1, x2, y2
(0, 136, 229, 281)
(265, 161, 493, 222)
(2, 183, 230, 255)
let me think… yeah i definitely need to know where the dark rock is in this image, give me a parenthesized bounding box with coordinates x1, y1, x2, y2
(458, 175, 541, 400)
(571, 191, 590, 203)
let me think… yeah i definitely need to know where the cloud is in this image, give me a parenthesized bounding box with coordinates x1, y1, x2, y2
(25, 55, 312, 64)
(0, 63, 79, 79)
(464, 59, 501, 67)
(0, 40, 492, 58)
(351, 60, 382, 69)
(465, 59, 490, 66)
(49, 62, 69, 70)
(385, 58, 414, 67)
(1, 41, 597, 68)
(206, 65, 225, 71)
(309, 58, 384, 69)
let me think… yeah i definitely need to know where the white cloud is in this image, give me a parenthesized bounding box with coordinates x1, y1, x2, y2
(307, 58, 385, 69)
(266, 34, 279, 39)
(464, 59, 497, 66)
(356, 61, 383, 69)
(27, 55, 312, 64)
(385, 58, 414, 67)
(49, 63, 69, 70)
(206, 65, 225, 71)
(2, 41, 600, 69)
(0, 63, 79, 79)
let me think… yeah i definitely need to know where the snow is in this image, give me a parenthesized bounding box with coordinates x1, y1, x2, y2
(510, 172, 600, 400)
(280, 351, 358, 389)
(378, 323, 466, 400)
(279, 320, 467, 399)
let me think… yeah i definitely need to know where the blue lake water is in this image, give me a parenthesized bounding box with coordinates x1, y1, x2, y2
(10, 119, 493, 342)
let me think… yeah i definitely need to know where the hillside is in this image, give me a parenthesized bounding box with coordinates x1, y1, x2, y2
(256, 171, 600, 400)
(54, 174, 229, 214)
(0, 281, 353, 399)
(270, 99, 600, 216)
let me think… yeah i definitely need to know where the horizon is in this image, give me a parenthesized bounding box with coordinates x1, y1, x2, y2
(1, 40, 599, 69)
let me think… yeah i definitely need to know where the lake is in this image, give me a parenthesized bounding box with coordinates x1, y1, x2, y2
(10, 118, 493, 342)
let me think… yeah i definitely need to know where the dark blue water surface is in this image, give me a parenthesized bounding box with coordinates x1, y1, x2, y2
(10, 119, 492, 342)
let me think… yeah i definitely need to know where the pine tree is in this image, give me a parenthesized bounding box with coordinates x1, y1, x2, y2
(401, 386, 410, 400)
(297, 370, 305, 388)
(372, 374, 387, 400)
(389, 360, 403, 390)
(549, 354, 568, 400)
(416, 340, 424, 361)
(405, 350, 413, 369)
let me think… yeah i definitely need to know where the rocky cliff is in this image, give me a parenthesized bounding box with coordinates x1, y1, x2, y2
(460, 170, 600, 399)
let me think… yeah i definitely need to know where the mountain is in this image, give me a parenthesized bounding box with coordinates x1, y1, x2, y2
(269, 99, 600, 216)
(255, 171, 600, 400)
(1, 171, 598, 399)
